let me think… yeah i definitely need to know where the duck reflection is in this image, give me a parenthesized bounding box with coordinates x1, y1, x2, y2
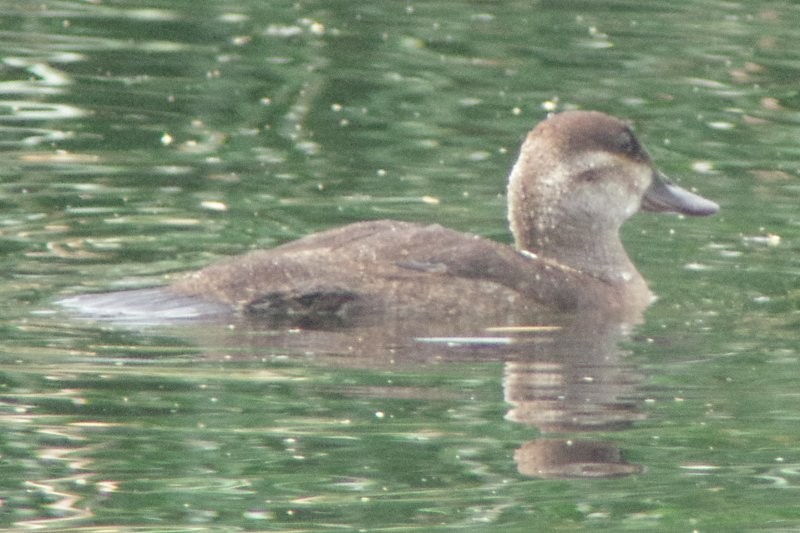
(500, 315, 646, 478)
(167, 308, 647, 479)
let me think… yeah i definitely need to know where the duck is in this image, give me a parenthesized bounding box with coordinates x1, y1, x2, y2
(60, 110, 718, 326)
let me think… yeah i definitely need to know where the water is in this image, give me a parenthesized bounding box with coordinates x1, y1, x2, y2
(2, 0, 800, 530)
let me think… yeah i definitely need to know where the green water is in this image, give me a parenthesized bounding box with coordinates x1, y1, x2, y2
(2, 1, 800, 530)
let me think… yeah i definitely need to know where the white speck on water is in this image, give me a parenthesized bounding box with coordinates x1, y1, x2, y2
(685, 262, 711, 271)
(691, 160, 715, 173)
(707, 121, 735, 130)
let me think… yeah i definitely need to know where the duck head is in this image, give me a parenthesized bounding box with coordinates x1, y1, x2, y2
(507, 110, 718, 281)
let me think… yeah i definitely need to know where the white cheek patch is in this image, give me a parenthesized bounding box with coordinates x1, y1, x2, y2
(571, 150, 648, 217)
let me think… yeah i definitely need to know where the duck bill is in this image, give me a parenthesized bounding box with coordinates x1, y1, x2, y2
(642, 171, 719, 216)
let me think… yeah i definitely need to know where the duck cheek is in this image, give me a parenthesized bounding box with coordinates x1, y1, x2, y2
(605, 182, 643, 220)
(623, 200, 640, 219)
(619, 180, 649, 219)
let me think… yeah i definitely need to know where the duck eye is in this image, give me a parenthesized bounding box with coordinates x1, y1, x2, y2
(575, 168, 602, 182)
(618, 129, 641, 156)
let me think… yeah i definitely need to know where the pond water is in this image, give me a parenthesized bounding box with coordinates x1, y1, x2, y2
(2, 0, 800, 530)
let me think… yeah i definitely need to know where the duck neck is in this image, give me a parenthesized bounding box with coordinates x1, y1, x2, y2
(512, 216, 640, 285)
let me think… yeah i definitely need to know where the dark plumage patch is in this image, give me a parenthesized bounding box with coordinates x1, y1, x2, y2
(245, 288, 361, 327)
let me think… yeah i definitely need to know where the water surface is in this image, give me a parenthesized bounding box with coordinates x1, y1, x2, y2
(2, 1, 800, 530)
